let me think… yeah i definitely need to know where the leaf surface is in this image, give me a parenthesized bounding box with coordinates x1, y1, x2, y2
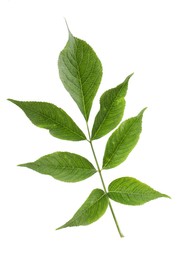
(91, 74, 133, 140)
(58, 30, 102, 121)
(56, 189, 108, 229)
(19, 152, 96, 182)
(108, 177, 170, 205)
(8, 99, 86, 141)
(103, 108, 146, 169)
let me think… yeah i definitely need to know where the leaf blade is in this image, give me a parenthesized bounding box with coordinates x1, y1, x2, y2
(103, 108, 146, 169)
(19, 152, 97, 182)
(108, 177, 170, 205)
(56, 189, 108, 229)
(58, 31, 102, 120)
(91, 74, 133, 140)
(8, 99, 86, 141)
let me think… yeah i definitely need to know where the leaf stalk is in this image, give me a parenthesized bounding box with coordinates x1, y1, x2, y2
(86, 122, 124, 237)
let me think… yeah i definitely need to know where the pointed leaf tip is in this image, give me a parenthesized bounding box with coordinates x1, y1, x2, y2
(64, 18, 72, 37)
(17, 164, 24, 167)
(140, 107, 147, 114)
(127, 72, 134, 79)
(7, 98, 17, 104)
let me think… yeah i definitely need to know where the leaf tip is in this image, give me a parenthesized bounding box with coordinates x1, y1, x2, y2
(7, 99, 20, 106)
(7, 98, 15, 103)
(64, 18, 72, 37)
(162, 193, 171, 199)
(17, 163, 25, 167)
(142, 107, 148, 112)
(18, 163, 31, 168)
(55, 227, 61, 231)
(128, 72, 134, 78)
(56, 224, 66, 231)
(124, 73, 134, 86)
(139, 107, 147, 117)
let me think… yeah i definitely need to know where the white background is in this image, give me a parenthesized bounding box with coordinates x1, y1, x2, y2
(0, 0, 183, 259)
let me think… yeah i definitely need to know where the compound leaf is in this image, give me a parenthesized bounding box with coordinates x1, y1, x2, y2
(58, 30, 102, 121)
(103, 108, 146, 169)
(108, 177, 170, 205)
(19, 152, 96, 182)
(8, 99, 86, 141)
(56, 189, 108, 229)
(91, 74, 133, 140)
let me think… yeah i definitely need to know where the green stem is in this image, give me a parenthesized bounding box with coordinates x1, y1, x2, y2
(86, 122, 124, 238)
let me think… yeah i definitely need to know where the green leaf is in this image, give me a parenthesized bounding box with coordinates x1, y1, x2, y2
(56, 189, 108, 229)
(108, 177, 170, 205)
(103, 108, 146, 169)
(58, 30, 102, 121)
(8, 99, 86, 141)
(19, 152, 97, 182)
(91, 74, 133, 140)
